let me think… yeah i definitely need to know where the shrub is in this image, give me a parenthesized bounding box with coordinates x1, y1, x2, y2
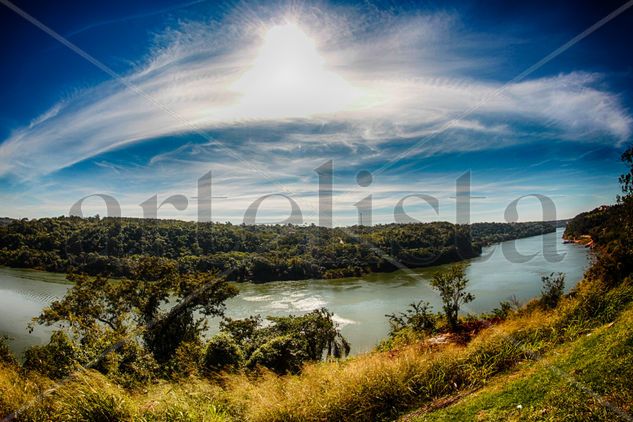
(23, 331, 79, 379)
(386, 300, 436, 335)
(218, 308, 350, 374)
(204, 333, 243, 373)
(540, 272, 565, 309)
(0, 336, 15, 365)
(491, 296, 520, 319)
(97, 340, 159, 388)
(246, 335, 309, 374)
(166, 340, 205, 378)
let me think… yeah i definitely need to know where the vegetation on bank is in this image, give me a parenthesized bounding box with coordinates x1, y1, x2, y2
(409, 304, 633, 421)
(1, 273, 631, 421)
(0, 218, 555, 282)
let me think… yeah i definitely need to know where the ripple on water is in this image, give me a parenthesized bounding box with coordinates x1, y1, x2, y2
(332, 314, 358, 327)
(241, 294, 273, 302)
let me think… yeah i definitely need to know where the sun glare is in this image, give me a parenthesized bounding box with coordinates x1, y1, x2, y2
(232, 23, 362, 119)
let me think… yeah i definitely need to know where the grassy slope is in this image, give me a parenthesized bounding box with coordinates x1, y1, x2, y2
(2, 280, 632, 421)
(409, 306, 633, 421)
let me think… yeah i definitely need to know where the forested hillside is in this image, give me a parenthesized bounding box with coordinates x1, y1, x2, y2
(0, 218, 555, 282)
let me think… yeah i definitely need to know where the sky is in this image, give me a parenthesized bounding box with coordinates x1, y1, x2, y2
(1, 0, 632, 225)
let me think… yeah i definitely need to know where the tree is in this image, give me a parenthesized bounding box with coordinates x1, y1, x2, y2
(429, 264, 474, 331)
(0, 216, 555, 283)
(214, 308, 350, 374)
(263, 308, 351, 360)
(619, 145, 633, 199)
(29, 257, 238, 380)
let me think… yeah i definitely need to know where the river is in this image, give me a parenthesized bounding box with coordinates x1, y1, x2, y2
(0, 227, 589, 356)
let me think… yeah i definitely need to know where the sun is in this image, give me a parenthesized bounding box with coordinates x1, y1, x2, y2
(231, 23, 362, 119)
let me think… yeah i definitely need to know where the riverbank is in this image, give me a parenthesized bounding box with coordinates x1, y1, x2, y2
(0, 228, 589, 356)
(1, 272, 630, 421)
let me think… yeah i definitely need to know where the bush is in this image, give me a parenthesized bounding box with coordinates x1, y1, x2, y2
(204, 333, 244, 373)
(97, 340, 159, 388)
(540, 272, 565, 309)
(165, 340, 205, 379)
(491, 296, 520, 319)
(217, 308, 350, 374)
(0, 336, 15, 365)
(246, 335, 309, 374)
(386, 300, 436, 336)
(23, 331, 79, 379)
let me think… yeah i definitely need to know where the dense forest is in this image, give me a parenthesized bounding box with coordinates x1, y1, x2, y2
(0, 218, 555, 282)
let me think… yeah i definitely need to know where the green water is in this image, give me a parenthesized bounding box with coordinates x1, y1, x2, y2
(0, 228, 589, 355)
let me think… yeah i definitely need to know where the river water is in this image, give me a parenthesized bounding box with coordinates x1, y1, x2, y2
(0, 228, 589, 356)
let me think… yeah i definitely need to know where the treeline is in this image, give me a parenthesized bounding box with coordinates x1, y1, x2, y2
(0, 217, 555, 282)
(563, 205, 612, 242)
(564, 202, 633, 286)
(563, 146, 633, 286)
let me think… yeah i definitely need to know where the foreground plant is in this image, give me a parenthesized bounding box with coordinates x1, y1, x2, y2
(429, 264, 474, 331)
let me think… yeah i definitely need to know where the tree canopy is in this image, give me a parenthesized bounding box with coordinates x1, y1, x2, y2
(0, 218, 555, 282)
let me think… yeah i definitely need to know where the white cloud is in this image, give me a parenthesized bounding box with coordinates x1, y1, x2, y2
(0, 4, 630, 181)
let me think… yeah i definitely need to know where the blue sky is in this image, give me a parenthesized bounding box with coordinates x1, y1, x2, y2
(1, 0, 632, 225)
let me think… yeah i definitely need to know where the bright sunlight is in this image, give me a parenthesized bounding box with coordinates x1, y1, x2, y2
(232, 23, 362, 119)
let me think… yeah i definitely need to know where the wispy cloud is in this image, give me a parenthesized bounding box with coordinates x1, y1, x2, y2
(0, 4, 630, 180)
(0, 2, 630, 223)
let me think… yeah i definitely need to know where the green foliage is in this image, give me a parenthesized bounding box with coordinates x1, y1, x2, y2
(204, 333, 244, 373)
(0, 336, 15, 365)
(429, 264, 474, 331)
(386, 300, 436, 336)
(23, 331, 79, 379)
(563, 144, 633, 288)
(165, 340, 206, 379)
(491, 296, 520, 319)
(263, 309, 351, 360)
(563, 205, 611, 241)
(540, 272, 565, 309)
(27, 257, 237, 382)
(0, 217, 555, 282)
(469, 222, 555, 247)
(563, 202, 632, 287)
(215, 308, 350, 374)
(619, 145, 633, 198)
(246, 335, 310, 374)
(220, 315, 261, 346)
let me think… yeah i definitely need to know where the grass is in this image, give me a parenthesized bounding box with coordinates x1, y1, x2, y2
(216, 280, 633, 421)
(408, 304, 633, 421)
(1, 279, 632, 421)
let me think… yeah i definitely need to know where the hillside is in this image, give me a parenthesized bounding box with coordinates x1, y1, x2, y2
(407, 302, 633, 421)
